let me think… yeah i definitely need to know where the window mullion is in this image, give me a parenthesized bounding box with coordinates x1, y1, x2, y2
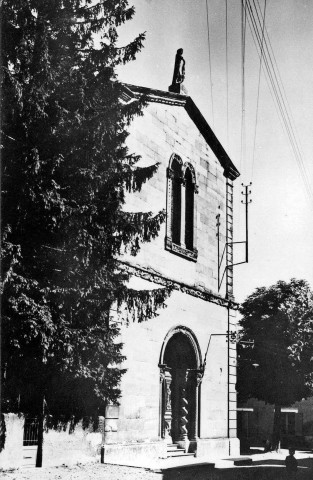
(180, 178, 186, 248)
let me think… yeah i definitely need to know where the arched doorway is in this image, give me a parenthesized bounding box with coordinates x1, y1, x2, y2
(159, 327, 203, 452)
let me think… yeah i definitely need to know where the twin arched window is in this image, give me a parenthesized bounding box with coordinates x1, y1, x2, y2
(166, 154, 198, 261)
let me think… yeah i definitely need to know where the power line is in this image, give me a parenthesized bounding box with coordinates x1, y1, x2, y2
(246, 0, 313, 204)
(253, 0, 313, 201)
(205, 0, 215, 127)
(251, 0, 311, 193)
(254, 0, 308, 173)
(250, 3, 313, 202)
(240, 0, 247, 175)
(251, 0, 267, 180)
(226, 0, 229, 147)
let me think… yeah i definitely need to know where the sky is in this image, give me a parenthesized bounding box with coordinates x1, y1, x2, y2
(116, 0, 313, 302)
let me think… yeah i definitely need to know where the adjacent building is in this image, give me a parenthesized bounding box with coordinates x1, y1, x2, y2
(237, 397, 313, 452)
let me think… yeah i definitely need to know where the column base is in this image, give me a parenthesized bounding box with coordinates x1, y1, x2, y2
(176, 438, 190, 452)
(188, 438, 198, 453)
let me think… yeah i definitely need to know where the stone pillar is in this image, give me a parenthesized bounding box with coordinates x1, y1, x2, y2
(188, 370, 203, 453)
(100, 406, 119, 464)
(193, 183, 199, 252)
(103, 405, 119, 444)
(166, 168, 174, 242)
(180, 179, 186, 249)
(160, 366, 173, 442)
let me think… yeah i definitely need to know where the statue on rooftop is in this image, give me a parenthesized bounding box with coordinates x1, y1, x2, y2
(169, 48, 187, 95)
(172, 48, 185, 85)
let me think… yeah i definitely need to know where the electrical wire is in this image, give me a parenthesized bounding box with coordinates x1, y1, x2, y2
(251, 0, 267, 180)
(245, 4, 294, 151)
(253, 0, 313, 200)
(226, 0, 229, 148)
(246, 0, 313, 204)
(205, 0, 215, 127)
(251, 0, 312, 198)
(251, 10, 313, 203)
(240, 0, 247, 175)
(254, 0, 308, 172)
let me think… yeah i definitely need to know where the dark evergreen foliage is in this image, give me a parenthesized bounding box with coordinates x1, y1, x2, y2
(1, 0, 169, 422)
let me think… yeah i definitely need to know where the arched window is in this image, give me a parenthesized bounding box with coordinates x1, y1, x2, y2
(184, 167, 194, 250)
(171, 157, 182, 244)
(166, 155, 198, 262)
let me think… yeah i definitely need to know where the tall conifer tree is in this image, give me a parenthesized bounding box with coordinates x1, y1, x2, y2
(1, 0, 168, 424)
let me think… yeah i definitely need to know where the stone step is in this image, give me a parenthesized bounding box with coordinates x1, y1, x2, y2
(231, 457, 253, 466)
(167, 451, 195, 458)
(167, 446, 185, 452)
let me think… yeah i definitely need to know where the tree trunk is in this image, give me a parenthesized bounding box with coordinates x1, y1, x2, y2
(35, 396, 45, 467)
(272, 405, 281, 452)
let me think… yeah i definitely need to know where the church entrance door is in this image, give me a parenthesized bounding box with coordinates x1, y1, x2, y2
(160, 331, 201, 452)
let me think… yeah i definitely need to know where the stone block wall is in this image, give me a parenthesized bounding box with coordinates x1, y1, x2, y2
(110, 95, 240, 461)
(108, 289, 230, 447)
(124, 101, 227, 297)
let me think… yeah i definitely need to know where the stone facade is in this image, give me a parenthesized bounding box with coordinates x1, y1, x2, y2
(101, 85, 240, 464)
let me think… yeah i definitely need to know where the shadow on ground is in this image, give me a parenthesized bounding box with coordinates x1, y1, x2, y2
(161, 458, 313, 480)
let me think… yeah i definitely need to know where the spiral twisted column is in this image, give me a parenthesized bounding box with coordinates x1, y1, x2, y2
(177, 369, 189, 450)
(160, 367, 173, 441)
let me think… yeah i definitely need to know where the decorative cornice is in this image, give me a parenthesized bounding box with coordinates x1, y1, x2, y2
(124, 84, 187, 107)
(122, 83, 240, 181)
(119, 261, 238, 310)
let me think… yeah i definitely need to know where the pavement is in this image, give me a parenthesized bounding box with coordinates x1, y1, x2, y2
(101, 446, 313, 471)
(1, 448, 313, 480)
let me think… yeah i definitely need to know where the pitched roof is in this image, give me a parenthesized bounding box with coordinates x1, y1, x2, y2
(122, 83, 240, 181)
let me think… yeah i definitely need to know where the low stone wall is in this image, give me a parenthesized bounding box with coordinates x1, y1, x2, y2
(43, 423, 101, 467)
(0, 414, 102, 470)
(0, 413, 25, 469)
(101, 441, 167, 465)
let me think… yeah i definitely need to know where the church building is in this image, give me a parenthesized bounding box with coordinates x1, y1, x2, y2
(101, 52, 241, 464)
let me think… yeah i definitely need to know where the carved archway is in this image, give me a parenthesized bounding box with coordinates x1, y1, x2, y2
(160, 325, 202, 367)
(159, 326, 203, 452)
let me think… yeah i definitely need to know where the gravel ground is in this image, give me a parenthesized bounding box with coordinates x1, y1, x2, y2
(0, 462, 159, 480)
(1, 455, 313, 480)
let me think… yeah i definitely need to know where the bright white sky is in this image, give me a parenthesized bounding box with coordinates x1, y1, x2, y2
(116, 0, 313, 302)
